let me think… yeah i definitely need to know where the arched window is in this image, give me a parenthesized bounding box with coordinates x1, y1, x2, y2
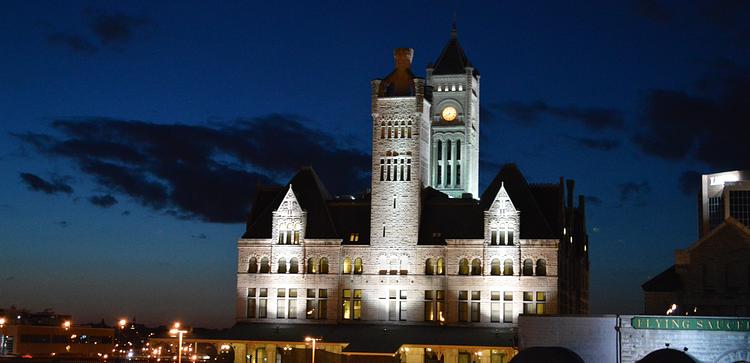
(319, 257, 329, 274)
(248, 257, 258, 273)
(536, 259, 547, 276)
(437, 141, 442, 160)
(277, 258, 287, 273)
(456, 140, 461, 160)
(343, 257, 352, 274)
(307, 258, 316, 274)
(289, 258, 299, 274)
(437, 258, 445, 275)
(458, 258, 469, 275)
(523, 259, 534, 276)
(471, 258, 482, 275)
(503, 259, 514, 276)
(353, 257, 363, 274)
(490, 259, 501, 275)
(425, 258, 435, 275)
(293, 223, 300, 244)
(260, 257, 270, 273)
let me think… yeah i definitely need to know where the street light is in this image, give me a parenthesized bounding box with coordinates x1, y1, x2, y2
(62, 320, 71, 330)
(169, 322, 188, 363)
(304, 337, 322, 363)
(118, 319, 127, 329)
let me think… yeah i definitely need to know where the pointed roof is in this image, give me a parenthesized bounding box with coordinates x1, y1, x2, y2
(431, 25, 478, 76)
(242, 167, 338, 239)
(480, 164, 555, 239)
(641, 265, 683, 292)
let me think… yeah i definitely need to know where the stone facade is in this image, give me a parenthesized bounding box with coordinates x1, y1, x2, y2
(236, 31, 589, 330)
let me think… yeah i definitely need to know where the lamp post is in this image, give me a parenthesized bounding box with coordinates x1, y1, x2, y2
(304, 337, 322, 363)
(169, 322, 188, 363)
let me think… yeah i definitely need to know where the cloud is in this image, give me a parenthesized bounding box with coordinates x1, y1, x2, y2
(192, 233, 207, 240)
(46, 33, 98, 54)
(584, 196, 603, 206)
(89, 194, 118, 208)
(88, 11, 152, 46)
(20, 173, 74, 195)
(618, 181, 651, 207)
(45, 10, 153, 54)
(633, 63, 750, 171)
(567, 136, 620, 151)
(56, 220, 70, 228)
(121, 210, 131, 216)
(498, 101, 624, 131)
(17, 115, 370, 223)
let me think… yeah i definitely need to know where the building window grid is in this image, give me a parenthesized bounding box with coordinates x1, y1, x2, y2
(306, 289, 328, 320)
(423, 290, 446, 322)
(342, 289, 362, 320)
(729, 191, 750, 228)
(523, 291, 546, 315)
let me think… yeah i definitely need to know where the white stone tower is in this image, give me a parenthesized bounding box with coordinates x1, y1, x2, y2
(426, 25, 480, 198)
(369, 48, 431, 248)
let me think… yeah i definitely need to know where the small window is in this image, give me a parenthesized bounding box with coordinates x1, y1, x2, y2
(349, 233, 359, 242)
(319, 257, 329, 274)
(536, 259, 547, 276)
(458, 258, 469, 275)
(471, 258, 482, 275)
(437, 258, 445, 275)
(425, 258, 435, 275)
(289, 258, 299, 274)
(307, 258, 316, 274)
(490, 259, 501, 275)
(343, 257, 352, 274)
(260, 257, 270, 273)
(353, 257, 363, 274)
(503, 259, 513, 276)
(248, 257, 258, 273)
(523, 259, 533, 276)
(277, 258, 287, 273)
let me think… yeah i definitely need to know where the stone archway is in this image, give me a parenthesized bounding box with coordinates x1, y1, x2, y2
(637, 348, 696, 363)
(715, 349, 750, 363)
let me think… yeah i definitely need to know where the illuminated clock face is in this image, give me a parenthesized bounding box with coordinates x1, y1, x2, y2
(441, 106, 457, 122)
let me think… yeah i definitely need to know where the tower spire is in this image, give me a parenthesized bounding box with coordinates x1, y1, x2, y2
(451, 12, 457, 38)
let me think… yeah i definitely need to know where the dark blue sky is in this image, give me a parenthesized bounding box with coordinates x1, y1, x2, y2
(1, 1, 749, 327)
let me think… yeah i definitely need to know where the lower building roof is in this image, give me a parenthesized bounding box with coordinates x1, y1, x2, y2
(185, 323, 515, 354)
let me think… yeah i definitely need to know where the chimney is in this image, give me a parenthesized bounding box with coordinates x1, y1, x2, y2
(393, 48, 414, 70)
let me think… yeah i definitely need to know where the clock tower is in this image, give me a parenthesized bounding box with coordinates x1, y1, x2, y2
(426, 25, 480, 198)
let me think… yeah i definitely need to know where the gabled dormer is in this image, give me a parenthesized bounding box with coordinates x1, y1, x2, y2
(485, 183, 520, 246)
(272, 184, 307, 245)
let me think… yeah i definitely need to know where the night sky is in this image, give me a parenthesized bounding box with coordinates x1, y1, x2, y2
(1, 1, 749, 328)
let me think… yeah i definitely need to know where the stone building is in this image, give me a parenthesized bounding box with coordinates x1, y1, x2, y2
(236, 28, 589, 331)
(643, 170, 750, 316)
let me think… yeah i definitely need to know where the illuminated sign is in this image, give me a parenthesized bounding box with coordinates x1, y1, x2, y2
(631, 317, 750, 331)
(709, 173, 740, 186)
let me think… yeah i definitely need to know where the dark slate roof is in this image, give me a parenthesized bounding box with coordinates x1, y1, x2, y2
(529, 183, 563, 234)
(183, 323, 515, 354)
(243, 168, 338, 239)
(480, 164, 556, 239)
(510, 347, 584, 363)
(328, 199, 371, 245)
(418, 187, 483, 244)
(242, 186, 283, 239)
(431, 29, 478, 76)
(642, 265, 683, 292)
(244, 164, 561, 243)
